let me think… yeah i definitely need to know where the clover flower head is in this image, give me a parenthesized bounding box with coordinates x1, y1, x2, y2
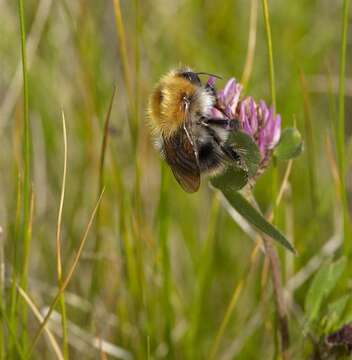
(209, 77, 281, 161)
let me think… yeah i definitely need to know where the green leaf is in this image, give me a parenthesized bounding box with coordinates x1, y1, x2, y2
(342, 297, 352, 324)
(215, 189, 295, 253)
(305, 257, 347, 323)
(211, 166, 248, 192)
(305, 266, 330, 323)
(227, 131, 261, 177)
(274, 127, 303, 160)
(323, 295, 350, 333)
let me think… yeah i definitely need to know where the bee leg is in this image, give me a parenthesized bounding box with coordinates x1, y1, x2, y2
(202, 117, 240, 131)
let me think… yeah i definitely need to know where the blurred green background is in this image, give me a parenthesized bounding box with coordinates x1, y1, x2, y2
(0, 0, 351, 359)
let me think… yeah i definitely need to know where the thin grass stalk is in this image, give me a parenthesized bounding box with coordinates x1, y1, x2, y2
(134, 0, 141, 128)
(90, 87, 116, 300)
(112, 0, 131, 95)
(209, 278, 245, 360)
(132, 6, 146, 317)
(17, 286, 64, 360)
(17, 0, 30, 204)
(56, 112, 69, 359)
(131, 0, 145, 314)
(20, 189, 34, 349)
(28, 190, 105, 358)
(208, 235, 266, 359)
(21, 189, 34, 277)
(326, 135, 341, 198)
(9, 176, 22, 357)
(241, 0, 258, 88)
(284, 193, 294, 285)
(274, 160, 293, 211)
(261, 0, 276, 109)
(338, 0, 351, 254)
(158, 162, 173, 356)
(261, 0, 279, 222)
(112, 0, 136, 140)
(17, 0, 32, 348)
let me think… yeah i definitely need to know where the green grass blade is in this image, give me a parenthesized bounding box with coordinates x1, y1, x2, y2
(17, 0, 32, 350)
(9, 176, 22, 357)
(241, 0, 258, 88)
(56, 112, 69, 359)
(28, 190, 105, 358)
(261, 0, 276, 109)
(305, 257, 347, 322)
(0, 305, 26, 360)
(209, 280, 244, 360)
(338, 0, 351, 254)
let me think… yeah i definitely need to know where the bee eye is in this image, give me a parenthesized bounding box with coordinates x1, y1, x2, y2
(181, 71, 201, 85)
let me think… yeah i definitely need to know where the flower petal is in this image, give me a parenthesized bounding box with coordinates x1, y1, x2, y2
(215, 78, 282, 161)
(230, 82, 243, 115)
(222, 78, 238, 105)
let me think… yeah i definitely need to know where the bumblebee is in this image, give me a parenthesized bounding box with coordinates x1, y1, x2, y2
(148, 67, 245, 193)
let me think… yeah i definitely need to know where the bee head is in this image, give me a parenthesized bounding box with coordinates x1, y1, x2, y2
(148, 68, 216, 139)
(176, 69, 202, 86)
(148, 68, 199, 137)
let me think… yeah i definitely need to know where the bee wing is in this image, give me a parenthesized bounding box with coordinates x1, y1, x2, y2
(163, 126, 200, 193)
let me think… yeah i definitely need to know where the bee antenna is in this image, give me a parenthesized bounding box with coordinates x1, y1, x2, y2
(196, 72, 223, 80)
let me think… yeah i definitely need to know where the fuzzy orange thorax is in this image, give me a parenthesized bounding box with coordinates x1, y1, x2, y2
(149, 74, 197, 138)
